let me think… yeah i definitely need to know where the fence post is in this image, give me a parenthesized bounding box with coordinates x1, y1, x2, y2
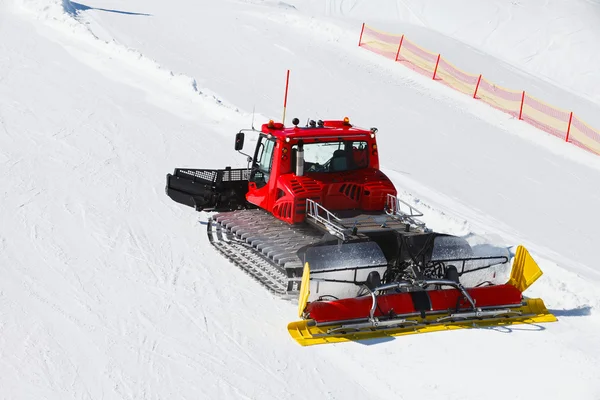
(432, 54, 441, 80)
(566, 112, 573, 142)
(358, 23, 365, 47)
(519, 91, 525, 120)
(394, 35, 405, 62)
(473, 74, 482, 99)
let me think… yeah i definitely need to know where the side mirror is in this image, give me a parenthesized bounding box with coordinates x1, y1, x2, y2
(234, 132, 245, 151)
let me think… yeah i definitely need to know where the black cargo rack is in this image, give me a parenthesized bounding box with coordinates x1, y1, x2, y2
(166, 167, 252, 212)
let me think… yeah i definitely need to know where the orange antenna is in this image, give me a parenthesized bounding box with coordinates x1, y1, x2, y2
(282, 70, 290, 125)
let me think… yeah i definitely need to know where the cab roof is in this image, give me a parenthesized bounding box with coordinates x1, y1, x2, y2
(260, 119, 374, 140)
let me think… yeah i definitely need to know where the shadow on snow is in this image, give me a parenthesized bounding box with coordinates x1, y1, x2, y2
(66, 1, 152, 17)
(548, 305, 592, 317)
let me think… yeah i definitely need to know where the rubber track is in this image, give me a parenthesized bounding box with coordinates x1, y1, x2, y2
(206, 209, 324, 299)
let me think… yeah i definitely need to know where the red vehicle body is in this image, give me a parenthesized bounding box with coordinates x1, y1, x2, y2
(244, 118, 396, 224)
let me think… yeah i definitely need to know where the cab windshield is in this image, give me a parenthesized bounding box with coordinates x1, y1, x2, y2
(293, 140, 368, 173)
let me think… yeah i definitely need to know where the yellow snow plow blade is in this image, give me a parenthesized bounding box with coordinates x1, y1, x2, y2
(288, 298, 556, 346)
(288, 245, 557, 346)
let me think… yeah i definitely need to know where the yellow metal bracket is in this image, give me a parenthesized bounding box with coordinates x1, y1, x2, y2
(297, 263, 310, 318)
(507, 245, 543, 292)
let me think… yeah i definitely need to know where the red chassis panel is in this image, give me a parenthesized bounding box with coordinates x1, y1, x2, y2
(306, 284, 523, 323)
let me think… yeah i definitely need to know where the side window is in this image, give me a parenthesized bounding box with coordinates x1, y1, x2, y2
(258, 139, 276, 172)
(252, 137, 276, 188)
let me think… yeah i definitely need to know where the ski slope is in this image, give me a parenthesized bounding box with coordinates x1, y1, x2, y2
(1, 0, 599, 398)
(301, 0, 600, 108)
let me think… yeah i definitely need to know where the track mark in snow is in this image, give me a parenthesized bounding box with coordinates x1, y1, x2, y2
(209, 317, 287, 388)
(396, 0, 426, 26)
(523, 175, 542, 185)
(125, 225, 161, 284)
(133, 305, 264, 399)
(173, 300, 210, 335)
(17, 189, 42, 209)
(273, 43, 294, 55)
(171, 263, 182, 287)
(0, 114, 10, 137)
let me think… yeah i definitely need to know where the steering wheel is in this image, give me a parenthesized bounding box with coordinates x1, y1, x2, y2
(307, 162, 324, 173)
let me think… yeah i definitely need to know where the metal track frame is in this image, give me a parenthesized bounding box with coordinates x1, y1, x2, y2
(206, 209, 324, 299)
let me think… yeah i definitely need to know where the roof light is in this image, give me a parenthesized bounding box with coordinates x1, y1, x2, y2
(268, 120, 275, 128)
(343, 117, 350, 125)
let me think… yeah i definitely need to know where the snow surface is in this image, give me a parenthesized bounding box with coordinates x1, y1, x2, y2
(298, 0, 600, 109)
(1, 0, 600, 398)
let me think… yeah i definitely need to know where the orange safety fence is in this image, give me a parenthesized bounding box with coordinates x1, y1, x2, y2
(358, 23, 600, 156)
(399, 38, 439, 77)
(436, 58, 480, 96)
(477, 78, 522, 118)
(358, 25, 402, 60)
(522, 94, 570, 141)
(571, 116, 600, 155)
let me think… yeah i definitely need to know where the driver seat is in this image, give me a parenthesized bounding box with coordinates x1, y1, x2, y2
(330, 149, 348, 172)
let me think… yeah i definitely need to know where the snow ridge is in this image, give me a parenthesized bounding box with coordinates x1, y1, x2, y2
(15, 0, 261, 124)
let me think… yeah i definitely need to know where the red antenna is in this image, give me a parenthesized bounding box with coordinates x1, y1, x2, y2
(282, 69, 290, 124)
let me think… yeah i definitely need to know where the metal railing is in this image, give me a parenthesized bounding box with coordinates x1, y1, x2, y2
(384, 194, 426, 228)
(306, 195, 428, 239)
(305, 198, 348, 241)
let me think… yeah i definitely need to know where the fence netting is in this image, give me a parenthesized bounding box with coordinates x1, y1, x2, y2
(359, 24, 600, 156)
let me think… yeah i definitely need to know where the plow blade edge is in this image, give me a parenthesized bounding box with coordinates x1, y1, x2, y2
(288, 298, 556, 346)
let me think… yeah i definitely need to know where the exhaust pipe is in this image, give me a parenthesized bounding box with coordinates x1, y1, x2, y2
(296, 140, 304, 176)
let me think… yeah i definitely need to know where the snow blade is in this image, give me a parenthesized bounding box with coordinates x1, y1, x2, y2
(288, 245, 557, 346)
(288, 299, 556, 346)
